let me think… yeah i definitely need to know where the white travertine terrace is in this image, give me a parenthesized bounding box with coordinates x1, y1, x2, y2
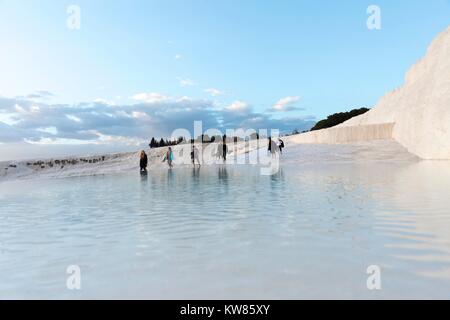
(293, 25, 450, 160)
(289, 123, 395, 145)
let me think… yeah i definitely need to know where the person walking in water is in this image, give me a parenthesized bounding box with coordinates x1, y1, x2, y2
(268, 137, 278, 157)
(216, 141, 223, 160)
(191, 145, 201, 167)
(140, 150, 148, 172)
(278, 138, 285, 155)
(222, 135, 228, 162)
(163, 147, 174, 168)
(268, 137, 272, 154)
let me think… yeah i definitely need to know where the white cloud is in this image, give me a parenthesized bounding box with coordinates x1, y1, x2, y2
(177, 96, 193, 102)
(226, 101, 250, 112)
(131, 111, 151, 120)
(14, 104, 26, 113)
(93, 98, 116, 106)
(205, 88, 225, 97)
(36, 127, 58, 135)
(132, 92, 170, 103)
(0, 113, 20, 126)
(175, 54, 183, 60)
(66, 114, 82, 123)
(30, 106, 40, 113)
(14, 104, 40, 114)
(177, 77, 196, 87)
(22, 90, 55, 100)
(271, 96, 302, 112)
(96, 133, 147, 146)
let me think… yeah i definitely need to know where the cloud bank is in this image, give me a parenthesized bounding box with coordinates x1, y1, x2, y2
(0, 94, 316, 147)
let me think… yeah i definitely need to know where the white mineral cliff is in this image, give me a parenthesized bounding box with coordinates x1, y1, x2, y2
(294, 25, 450, 160)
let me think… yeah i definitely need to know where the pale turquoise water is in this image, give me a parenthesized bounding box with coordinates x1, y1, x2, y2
(1, 160, 450, 299)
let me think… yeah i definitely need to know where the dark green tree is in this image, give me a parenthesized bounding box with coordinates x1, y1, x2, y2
(310, 107, 370, 131)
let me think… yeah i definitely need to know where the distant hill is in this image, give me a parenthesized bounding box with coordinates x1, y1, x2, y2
(310, 108, 370, 131)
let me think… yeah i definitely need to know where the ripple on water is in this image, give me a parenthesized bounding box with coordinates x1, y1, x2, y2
(1, 161, 450, 299)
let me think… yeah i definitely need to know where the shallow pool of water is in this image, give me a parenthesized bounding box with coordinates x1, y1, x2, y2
(1, 158, 450, 299)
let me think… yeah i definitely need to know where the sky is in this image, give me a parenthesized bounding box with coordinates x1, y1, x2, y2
(0, 0, 450, 160)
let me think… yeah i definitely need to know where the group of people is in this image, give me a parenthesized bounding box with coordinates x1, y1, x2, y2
(140, 136, 285, 172)
(139, 144, 201, 172)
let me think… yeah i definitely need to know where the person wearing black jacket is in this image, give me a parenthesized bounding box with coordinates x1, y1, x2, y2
(140, 150, 148, 171)
(278, 138, 285, 155)
(268, 137, 272, 153)
(222, 135, 228, 162)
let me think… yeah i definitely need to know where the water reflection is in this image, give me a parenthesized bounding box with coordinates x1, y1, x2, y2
(1, 160, 450, 299)
(191, 167, 201, 180)
(140, 170, 148, 183)
(167, 168, 174, 182)
(270, 168, 285, 181)
(373, 161, 450, 280)
(218, 166, 228, 181)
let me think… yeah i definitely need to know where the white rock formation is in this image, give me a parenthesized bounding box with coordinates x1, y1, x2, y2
(295, 25, 450, 160)
(343, 25, 450, 159)
(289, 123, 395, 145)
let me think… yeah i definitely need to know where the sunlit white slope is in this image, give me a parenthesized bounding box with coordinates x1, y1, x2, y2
(342, 25, 450, 159)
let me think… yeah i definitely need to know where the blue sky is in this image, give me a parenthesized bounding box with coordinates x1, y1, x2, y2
(0, 0, 450, 160)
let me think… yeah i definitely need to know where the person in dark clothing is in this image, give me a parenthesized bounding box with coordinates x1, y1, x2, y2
(140, 150, 148, 171)
(222, 135, 228, 162)
(268, 137, 272, 153)
(278, 138, 285, 154)
(268, 137, 278, 157)
(191, 145, 201, 166)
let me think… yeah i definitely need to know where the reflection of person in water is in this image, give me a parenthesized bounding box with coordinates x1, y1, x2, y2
(140, 151, 148, 172)
(218, 166, 228, 180)
(270, 168, 285, 183)
(140, 170, 148, 181)
(167, 167, 174, 181)
(191, 166, 201, 179)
